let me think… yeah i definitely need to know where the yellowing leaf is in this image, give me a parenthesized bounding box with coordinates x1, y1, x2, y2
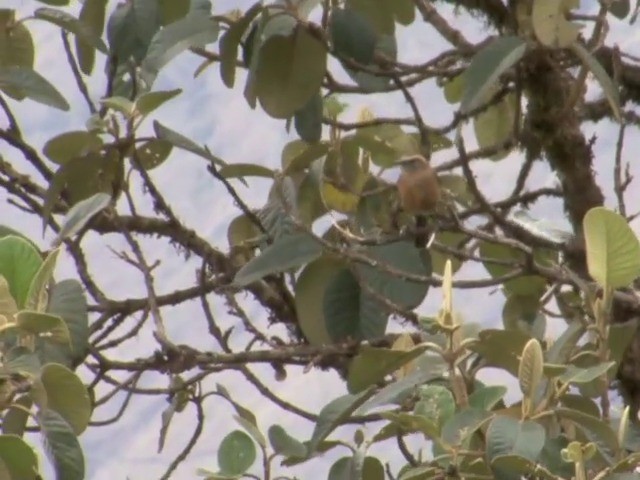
(583, 207, 640, 289)
(532, 0, 580, 48)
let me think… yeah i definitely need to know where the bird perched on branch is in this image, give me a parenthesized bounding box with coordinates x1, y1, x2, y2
(396, 155, 441, 248)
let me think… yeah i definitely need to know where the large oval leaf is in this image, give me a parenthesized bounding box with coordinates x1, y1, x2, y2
(0, 435, 39, 480)
(40, 364, 92, 435)
(218, 430, 256, 476)
(75, 0, 108, 75)
(34, 7, 108, 53)
(330, 7, 377, 65)
(233, 232, 322, 287)
(141, 14, 219, 87)
(461, 36, 527, 114)
(39, 280, 89, 367)
(38, 409, 85, 480)
(294, 257, 343, 345)
(255, 25, 327, 119)
(583, 207, 640, 289)
(356, 241, 431, 309)
(0, 235, 42, 309)
(0, 66, 69, 111)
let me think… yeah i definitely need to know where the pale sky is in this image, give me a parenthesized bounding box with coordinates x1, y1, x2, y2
(3, 0, 640, 478)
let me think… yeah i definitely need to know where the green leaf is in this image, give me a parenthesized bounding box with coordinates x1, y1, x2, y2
(560, 394, 600, 418)
(609, 0, 631, 18)
(0, 66, 69, 111)
(75, 0, 108, 75)
(358, 365, 446, 414)
(294, 257, 343, 346)
(609, 319, 639, 369)
(556, 408, 618, 460)
(344, 34, 396, 92)
(1, 396, 33, 437)
(519, 338, 544, 400)
(441, 408, 491, 446)
(43, 131, 104, 165)
(468, 385, 508, 411)
(34, 7, 108, 53)
(415, 385, 455, 430)
(546, 320, 585, 364)
(323, 94, 348, 118)
(583, 207, 640, 289)
(159, 0, 191, 24)
(479, 240, 548, 297)
(15, 311, 70, 344)
(571, 43, 622, 123)
(558, 362, 615, 385)
(391, 0, 415, 25)
(467, 329, 532, 376)
(377, 412, 440, 442)
(330, 7, 377, 64)
(297, 172, 326, 225)
(347, 345, 430, 393)
(25, 247, 60, 312)
(153, 120, 225, 165)
(255, 25, 327, 119)
(234, 415, 266, 448)
(309, 390, 372, 452)
(233, 232, 322, 287)
(472, 93, 516, 160)
(0, 235, 42, 309)
(0, 10, 34, 77)
(99, 96, 134, 116)
(503, 294, 546, 340)
(532, 0, 580, 48)
(356, 241, 431, 309)
(268, 425, 307, 459)
(490, 455, 539, 480)
(106, 0, 160, 64)
(134, 88, 182, 116)
(42, 151, 123, 232)
(281, 140, 329, 174)
(0, 435, 39, 480)
(39, 280, 89, 367)
(294, 91, 323, 143)
(461, 36, 527, 114)
(40, 363, 92, 435)
(215, 384, 258, 427)
(134, 138, 173, 169)
(323, 267, 388, 341)
(486, 417, 545, 463)
(141, 14, 219, 87)
(219, 2, 262, 88)
(361, 456, 385, 480)
(443, 72, 465, 104)
(6, 346, 41, 376)
(328, 457, 355, 480)
(38, 409, 85, 480)
(218, 430, 256, 476)
(218, 163, 274, 180)
(538, 435, 574, 478)
(54, 193, 111, 247)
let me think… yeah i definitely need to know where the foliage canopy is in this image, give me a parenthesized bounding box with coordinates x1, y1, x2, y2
(1, 0, 640, 479)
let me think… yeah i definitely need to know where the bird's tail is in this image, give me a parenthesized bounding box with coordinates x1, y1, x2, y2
(415, 215, 427, 248)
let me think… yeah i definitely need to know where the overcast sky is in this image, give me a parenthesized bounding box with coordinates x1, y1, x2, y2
(3, 0, 640, 478)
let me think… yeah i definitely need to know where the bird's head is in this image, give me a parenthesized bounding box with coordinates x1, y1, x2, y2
(396, 155, 428, 173)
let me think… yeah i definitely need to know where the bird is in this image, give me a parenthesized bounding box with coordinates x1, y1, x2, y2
(396, 155, 441, 248)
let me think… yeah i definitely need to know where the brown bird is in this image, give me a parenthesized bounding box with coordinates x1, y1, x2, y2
(396, 155, 441, 248)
